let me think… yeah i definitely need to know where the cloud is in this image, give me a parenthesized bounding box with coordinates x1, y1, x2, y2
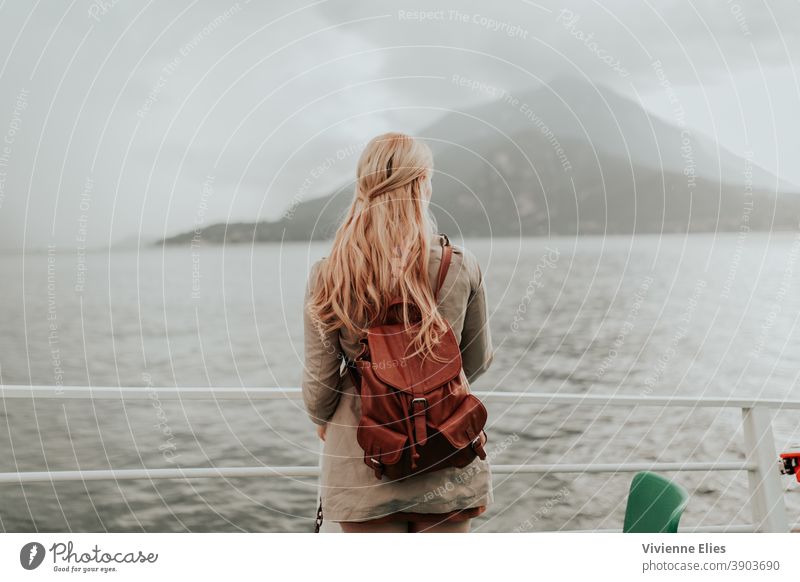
(0, 0, 798, 249)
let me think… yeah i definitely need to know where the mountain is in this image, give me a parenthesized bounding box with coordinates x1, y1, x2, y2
(159, 77, 800, 245)
(436, 76, 796, 193)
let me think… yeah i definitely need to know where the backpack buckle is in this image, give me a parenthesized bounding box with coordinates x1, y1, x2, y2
(471, 432, 487, 460)
(410, 397, 427, 411)
(369, 457, 384, 479)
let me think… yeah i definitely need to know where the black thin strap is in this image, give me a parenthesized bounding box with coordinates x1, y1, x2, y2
(314, 497, 323, 533)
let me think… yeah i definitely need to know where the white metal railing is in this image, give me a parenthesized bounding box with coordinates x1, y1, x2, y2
(1, 385, 796, 532)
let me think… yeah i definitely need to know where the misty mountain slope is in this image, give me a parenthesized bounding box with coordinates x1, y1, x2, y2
(160, 78, 800, 245)
(429, 127, 797, 237)
(161, 126, 798, 244)
(423, 76, 794, 193)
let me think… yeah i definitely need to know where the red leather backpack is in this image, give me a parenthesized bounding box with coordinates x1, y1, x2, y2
(348, 234, 488, 481)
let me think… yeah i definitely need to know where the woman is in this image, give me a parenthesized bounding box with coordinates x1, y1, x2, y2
(302, 132, 494, 533)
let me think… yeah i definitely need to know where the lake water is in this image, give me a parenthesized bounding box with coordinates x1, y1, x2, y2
(1, 233, 799, 532)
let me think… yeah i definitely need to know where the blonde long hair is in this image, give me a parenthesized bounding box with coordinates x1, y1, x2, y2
(307, 132, 449, 359)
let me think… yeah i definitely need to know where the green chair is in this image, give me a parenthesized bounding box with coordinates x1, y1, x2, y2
(623, 471, 689, 533)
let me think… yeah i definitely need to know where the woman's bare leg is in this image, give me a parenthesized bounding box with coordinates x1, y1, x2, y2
(339, 520, 409, 533)
(409, 519, 471, 533)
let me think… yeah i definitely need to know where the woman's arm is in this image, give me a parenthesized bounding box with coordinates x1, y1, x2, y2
(301, 260, 344, 426)
(459, 251, 494, 383)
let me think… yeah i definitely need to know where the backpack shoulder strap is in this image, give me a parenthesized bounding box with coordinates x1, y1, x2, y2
(387, 234, 451, 305)
(434, 233, 452, 302)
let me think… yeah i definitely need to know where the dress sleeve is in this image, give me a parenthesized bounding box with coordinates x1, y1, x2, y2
(301, 260, 344, 426)
(459, 250, 494, 384)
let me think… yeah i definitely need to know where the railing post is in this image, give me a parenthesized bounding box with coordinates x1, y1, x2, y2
(741, 407, 789, 532)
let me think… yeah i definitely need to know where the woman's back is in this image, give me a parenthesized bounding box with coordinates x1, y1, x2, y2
(303, 234, 493, 410)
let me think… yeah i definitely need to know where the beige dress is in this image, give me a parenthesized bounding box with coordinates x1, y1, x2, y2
(301, 235, 494, 522)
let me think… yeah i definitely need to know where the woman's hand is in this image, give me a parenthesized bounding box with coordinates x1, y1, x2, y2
(317, 424, 328, 441)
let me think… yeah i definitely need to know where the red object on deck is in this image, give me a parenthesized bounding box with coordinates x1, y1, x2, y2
(779, 450, 800, 483)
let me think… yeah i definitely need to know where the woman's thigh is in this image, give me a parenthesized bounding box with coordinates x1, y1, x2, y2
(339, 520, 409, 533)
(409, 519, 471, 533)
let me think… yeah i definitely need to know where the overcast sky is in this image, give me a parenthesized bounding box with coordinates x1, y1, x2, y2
(0, 0, 798, 249)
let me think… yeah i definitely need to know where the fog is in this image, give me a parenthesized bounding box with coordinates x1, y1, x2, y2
(0, 0, 798, 249)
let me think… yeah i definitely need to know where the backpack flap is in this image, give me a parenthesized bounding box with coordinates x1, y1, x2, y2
(437, 394, 488, 455)
(366, 322, 462, 395)
(356, 418, 408, 479)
